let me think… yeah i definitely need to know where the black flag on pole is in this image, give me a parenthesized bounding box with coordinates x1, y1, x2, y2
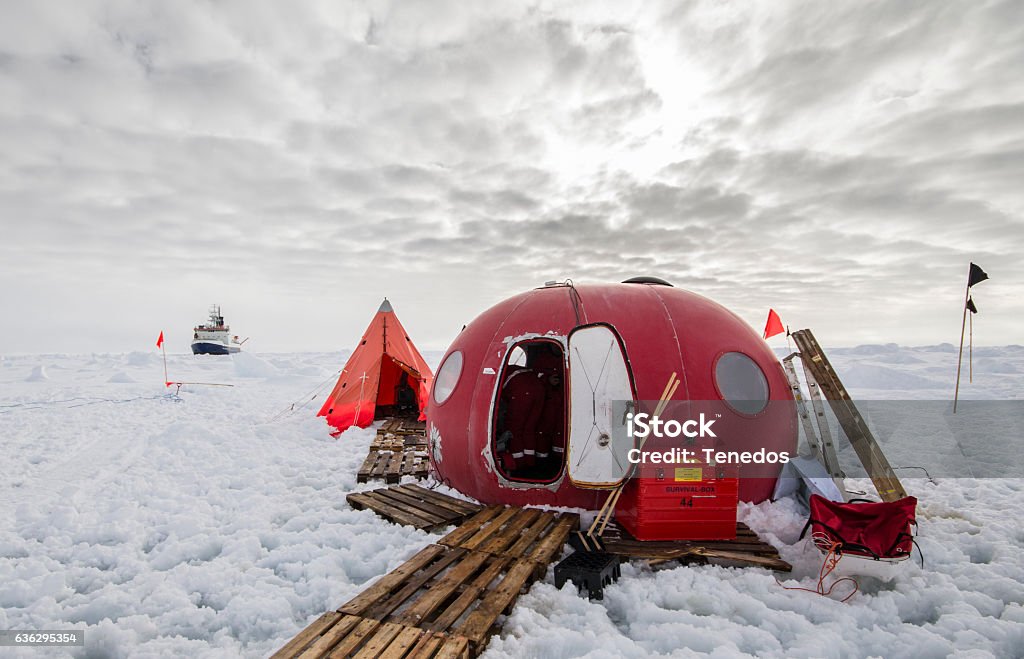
(955, 262, 990, 413)
(968, 263, 989, 287)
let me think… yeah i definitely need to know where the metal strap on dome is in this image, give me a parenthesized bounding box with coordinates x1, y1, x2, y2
(621, 276, 673, 286)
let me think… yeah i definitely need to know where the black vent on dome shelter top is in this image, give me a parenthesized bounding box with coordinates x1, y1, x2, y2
(622, 276, 673, 287)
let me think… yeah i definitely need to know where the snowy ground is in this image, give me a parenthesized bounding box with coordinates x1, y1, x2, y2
(0, 347, 1022, 657)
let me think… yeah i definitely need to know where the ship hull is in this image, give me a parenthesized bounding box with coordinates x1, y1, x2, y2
(191, 341, 240, 355)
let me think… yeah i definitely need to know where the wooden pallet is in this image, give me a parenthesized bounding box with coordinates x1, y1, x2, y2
(275, 541, 557, 658)
(600, 521, 792, 571)
(358, 418, 431, 484)
(439, 506, 579, 578)
(270, 612, 469, 658)
(341, 544, 539, 652)
(377, 418, 427, 436)
(347, 484, 483, 531)
(371, 435, 429, 452)
(358, 450, 430, 484)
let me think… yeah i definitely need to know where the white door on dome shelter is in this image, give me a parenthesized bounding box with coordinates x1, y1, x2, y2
(566, 324, 635, 488)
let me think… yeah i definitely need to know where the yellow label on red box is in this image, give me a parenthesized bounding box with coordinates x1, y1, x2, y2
(674, 467, 703, 481)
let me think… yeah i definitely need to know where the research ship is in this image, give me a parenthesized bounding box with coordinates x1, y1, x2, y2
(191, 305, 246, 355)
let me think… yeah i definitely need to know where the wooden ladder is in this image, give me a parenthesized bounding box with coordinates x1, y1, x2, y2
(789, 329, 907, 502)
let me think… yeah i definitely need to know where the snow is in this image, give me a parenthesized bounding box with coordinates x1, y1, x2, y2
(25, 365, 49, 382)
(1, 347, 1022, 657)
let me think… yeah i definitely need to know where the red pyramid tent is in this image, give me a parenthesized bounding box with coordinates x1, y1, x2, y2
(318, 299, 433, 434)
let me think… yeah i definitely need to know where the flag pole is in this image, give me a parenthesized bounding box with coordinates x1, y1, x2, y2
(159, 330, 169, 387)
(953, 270, 971, 414)
(969, 306, 973, 383)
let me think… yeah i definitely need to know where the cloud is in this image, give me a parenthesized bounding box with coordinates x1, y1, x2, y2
(0, 0, 1022, 354)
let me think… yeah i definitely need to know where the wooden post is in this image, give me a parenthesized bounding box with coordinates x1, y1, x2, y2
(953, 270, 971, 414)
(588, 372, 677, 538)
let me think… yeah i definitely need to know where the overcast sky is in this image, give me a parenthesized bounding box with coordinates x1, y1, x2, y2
(2, 1, 1021, 355)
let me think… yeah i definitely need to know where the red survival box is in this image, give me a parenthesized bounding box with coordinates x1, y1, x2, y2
(615, 461, 739, 541)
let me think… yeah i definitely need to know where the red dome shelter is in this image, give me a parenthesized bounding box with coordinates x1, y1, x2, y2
(425, 280, 796, 509)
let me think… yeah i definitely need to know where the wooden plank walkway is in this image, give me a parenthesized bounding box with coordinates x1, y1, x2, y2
(358, 419, 430, 484)
(599, 521, 792, 571)
(279, 483, 789, 657)
(276, 499, 581, 658)
(347, 484, 483, 532)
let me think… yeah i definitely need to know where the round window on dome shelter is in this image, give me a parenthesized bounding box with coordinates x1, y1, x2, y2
(714, 352, 769, 415)
(433, 351, 463, 405)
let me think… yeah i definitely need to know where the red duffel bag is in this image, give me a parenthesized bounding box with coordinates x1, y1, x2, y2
(800, 494, 919, 563)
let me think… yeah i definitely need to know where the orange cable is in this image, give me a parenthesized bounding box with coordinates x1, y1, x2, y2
(777, 534, 859, 602)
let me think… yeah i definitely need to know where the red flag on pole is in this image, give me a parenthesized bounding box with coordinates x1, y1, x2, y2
(763, 309, 784, 339)
(156, 331, 164, 349)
